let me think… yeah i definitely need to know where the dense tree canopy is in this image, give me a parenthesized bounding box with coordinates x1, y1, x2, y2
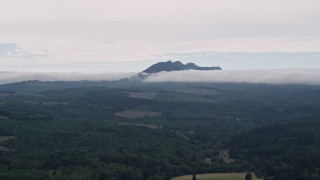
(0, 83, 320, 179)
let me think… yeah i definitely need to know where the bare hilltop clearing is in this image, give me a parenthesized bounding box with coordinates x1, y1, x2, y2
(117, 123, 161, 129)
(0, 136, 16, 143)
(172, 173, 260, 180)
(114, 110, 162, 118)
(0, 136, 16, 152)
(0, 115, 9, 120)
(176, 88, 218, 96)
(125, 91, 158, 100)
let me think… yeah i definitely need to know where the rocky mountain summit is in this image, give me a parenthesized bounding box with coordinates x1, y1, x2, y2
(142, 61, 222, 74)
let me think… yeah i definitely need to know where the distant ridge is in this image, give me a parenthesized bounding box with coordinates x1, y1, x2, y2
(0, 61, 222, 93)
(142, 61, 222, 74)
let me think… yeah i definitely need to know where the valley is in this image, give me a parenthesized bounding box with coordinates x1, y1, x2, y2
(0, 82, 320, 179)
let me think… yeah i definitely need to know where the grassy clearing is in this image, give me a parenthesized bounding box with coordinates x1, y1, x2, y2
(0, 136, 15, 151)
(0, 115, 9, 120)
(0, 145, 10, 151)
(114, 110, 162, 118)
(176, 88, 218, 96)
(172, 173, 260, 180)
(23, 101, 69, 105)
(0, 93, 13, 97)
(126, 91, 158, 100)
(155, 92, 216, 103)
(204, 158, 212, 165)
(41, 101, 69, 105)
(218, 151, 234, 164)
(0, 136, 16, 143)
(117, 123, 161, 129)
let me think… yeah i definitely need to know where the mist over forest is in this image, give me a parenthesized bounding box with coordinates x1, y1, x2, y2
(1, 69, 320, 86)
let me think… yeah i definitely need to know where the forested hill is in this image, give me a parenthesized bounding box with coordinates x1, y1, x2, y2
(230, 121, 320, 180)
(1, 82, 320, 179)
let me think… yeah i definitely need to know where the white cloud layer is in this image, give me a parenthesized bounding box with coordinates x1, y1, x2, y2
(1, 69, 320, 86)
(144, 69, 320, 85)
(0, 72, 135, 85)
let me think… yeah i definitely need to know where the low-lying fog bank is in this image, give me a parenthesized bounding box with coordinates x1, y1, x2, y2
(0, 72, 136, 85)
(1, 69, 320, 86)
(144, 69, 320, 85)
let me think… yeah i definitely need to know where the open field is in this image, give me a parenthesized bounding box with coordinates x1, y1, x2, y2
(23, 101, 69, 105)
(0, 93, 13, 97)
(0, 136, 16, 151)
(0, 93, 43, 97)
(126, 91, 158, 100)
(41, 101, 69, 105)
(0, 145, 10, 151)
(0, 115, 9, 120)
(117, 123, 161, 129)
(218, 151, 234, 164)
(114, 110, 162, 118)
(155, 92, 216, 103)
(176, 88, 218, 96)
(0, 136, 16, 143)
(204, 158, 212, 165)
(172, 173, 260, 180)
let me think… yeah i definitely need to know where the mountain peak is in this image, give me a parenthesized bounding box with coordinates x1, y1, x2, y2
(142, 61, 222, 74)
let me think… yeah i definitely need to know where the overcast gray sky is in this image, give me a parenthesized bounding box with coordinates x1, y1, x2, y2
(1, 0, 320, 72)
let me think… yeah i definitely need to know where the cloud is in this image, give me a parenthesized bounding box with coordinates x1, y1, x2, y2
(144, 69, 320, 85)
(0, 72, 135, 85)
(1, 0, 320, 72)
(0, 43, 48, 59)
(153, 52, 320, 69)
(1, 70, 320, 86)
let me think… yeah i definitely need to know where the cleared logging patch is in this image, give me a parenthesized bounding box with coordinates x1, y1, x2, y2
(0, 146, 10, 151)
(0, 116, 9, 120)
(0, 136, 16, 151)
(172, 173, 260, 180)
(176, 88, 218, 96)
(117, 123, 161, 129)
(218, 150, 234, 164)
(155, 92, 216, 103)
(125, 91, 158, 100)
(114, 110, 161, 118)
(0, 93, 13, 97)
(0, 136, 16, 143)
(23, 101, 69, 105)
